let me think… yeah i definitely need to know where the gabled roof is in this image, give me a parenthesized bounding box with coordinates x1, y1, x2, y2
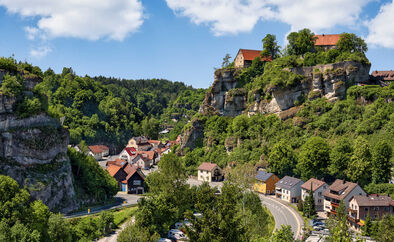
(198, 162, 219, 172)
(148, 140, 161, 145)
(323, 179, 362, 200)
(107, 165, 122, 177)
(131, 136, 150, 145)
(106, 158, 127, 167)
(89, 145, 109, 154)
(352, 195, 393, 207)
(276, 176, 303, 190)
(314, 34, 341, 46)
(237, 49, 272, 62)
(123, 165, 145, 182)
(370, 70, 394, 81)
(125, 147, 137, 156)
(255, 171, 274, 182)
(136, 150, 156, 160)
(301, 178, 327, 192)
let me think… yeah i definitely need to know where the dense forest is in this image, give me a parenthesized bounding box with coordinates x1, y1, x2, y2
(0, 56, 205, 150)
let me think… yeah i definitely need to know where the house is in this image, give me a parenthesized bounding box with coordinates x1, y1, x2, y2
(253, 171, 280, 195)
(370, 70, 394, 82)
(323, 179, 367, 217)
(126, 136, 152, 151)
(121, 165, 145, 194)
(348, 195, 394, 231)
(107, 163, 145, 194)
(197, 162, 224, 182)
(148, 140, 163, 149)
(119, 147, 137, 163)
(301, 178, 328, 211)
(314, 34, 341, 50)
(275, 176, 304, 203)
(88, 145, 109, 160)
(234, 49, 272, 68)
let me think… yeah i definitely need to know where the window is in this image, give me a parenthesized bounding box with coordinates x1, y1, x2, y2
(384, 207, 389, 211)
(318, 199, 322, 203)
(375, 207, 379, 211)
(318, 192, 322, 196)
(133, 180, 141, 186)
(365, 208, 369, 211)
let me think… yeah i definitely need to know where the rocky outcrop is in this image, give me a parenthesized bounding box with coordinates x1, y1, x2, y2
(0, 70, 78, 213)
(199, 69, 247, 116)
(200, 61, 370, 117)
(178, 119, 205, 153)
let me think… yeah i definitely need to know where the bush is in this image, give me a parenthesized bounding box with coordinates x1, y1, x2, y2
(1, 74, 23, 96)
(0, 57, 18, 72)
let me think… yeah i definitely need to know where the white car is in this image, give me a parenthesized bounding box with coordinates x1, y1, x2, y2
(157, 239, 171, 242)
(168, 229, 187, 241)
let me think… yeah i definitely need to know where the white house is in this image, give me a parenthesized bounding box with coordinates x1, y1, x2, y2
(88, 145, 109, 160)
(301, 178, 328, 211)
(323, 179, 367, 217)
(197, 162, 224, 182)
(275, 176, 304, 203)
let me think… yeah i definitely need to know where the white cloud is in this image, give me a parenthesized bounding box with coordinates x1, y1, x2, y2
(366, 1, 394, 48)
(165, 0, 371, 35)
(0, 0, 144, 41)
(30, 45, 52, 58)
(165, 0, 274, 36)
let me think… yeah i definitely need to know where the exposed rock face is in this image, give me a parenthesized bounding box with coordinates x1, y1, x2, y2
(200, 61, 370, 117)
(178, 119, 205, 152)
(0, 70, 78, 213)
(199, 69, 247, 116)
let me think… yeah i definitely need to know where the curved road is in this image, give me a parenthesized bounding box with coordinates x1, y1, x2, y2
(258, 194, 304, 239)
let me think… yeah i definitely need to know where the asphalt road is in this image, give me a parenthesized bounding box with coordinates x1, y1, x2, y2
(65, 193, 141, 218)
(259, 194, 304, 240)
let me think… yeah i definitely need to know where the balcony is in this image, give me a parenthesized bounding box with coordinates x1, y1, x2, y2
(330, 209, 337, 215)
(331, 202, 339, 208)
(347, 215, 358, 224)
(348, 208, 356, 213)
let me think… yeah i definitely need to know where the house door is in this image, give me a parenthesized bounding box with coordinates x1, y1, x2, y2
(121, 183, 127, 192)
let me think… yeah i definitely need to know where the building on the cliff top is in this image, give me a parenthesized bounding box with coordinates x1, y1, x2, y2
(370, 70, 394, 83)
(234, 49, 272, 68)
(253, 171, 279, 195)
(88, 145, 109, 160)
(314, 34, 341, 50)
(197, 162, 224, 182)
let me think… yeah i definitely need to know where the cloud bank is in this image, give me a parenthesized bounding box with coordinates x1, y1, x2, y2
(366, 1, 394, 48)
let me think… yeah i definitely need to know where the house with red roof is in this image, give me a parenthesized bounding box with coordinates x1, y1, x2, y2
(106, 163, 145, 194)
(314, 34, 341, 51)
(301, 178, 328, 211)
(118, 147, 156, 169)
(197, 162, 224, 182)
(126, 136, 152, 151)
(88, 145, 109, 160)
(234, 49, 272, 68)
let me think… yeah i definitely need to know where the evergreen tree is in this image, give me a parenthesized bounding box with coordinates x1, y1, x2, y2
(303, 183, 316, 218)
(271, 225, 294, 242)
(222, 54, 232, 68)
(326, 201, 353, 241)
(362, 214, 372, 237)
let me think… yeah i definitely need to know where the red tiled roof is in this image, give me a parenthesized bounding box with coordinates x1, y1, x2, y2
(314, 34, 341, 46)
(301, 178, 326, 191)
(106, 158, 128, 167)
(148, 140, 161, 145)
(89, 145, 109, 154)
(125, 147, 137, 156)
(124, 165, 145, 181)
(107, 165, 122, 177)
(238, 49, 272, 61)
(136, 151, 156, 160)
(323, 179, 362, 200)
(198, 162, 218, 172)
(371, 70, 394, 81)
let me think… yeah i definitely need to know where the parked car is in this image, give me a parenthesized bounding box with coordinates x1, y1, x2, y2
(167, 229, 187, 241)
(157, 239, 171, 242)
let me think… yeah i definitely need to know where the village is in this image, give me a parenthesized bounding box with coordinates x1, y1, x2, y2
(72, 33, 393, 241)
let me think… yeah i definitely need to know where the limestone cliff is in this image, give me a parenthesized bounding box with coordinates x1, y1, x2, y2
(0, 70, 78, 213)
(200, 61, 370, 117)
(178, 118, 205, 153)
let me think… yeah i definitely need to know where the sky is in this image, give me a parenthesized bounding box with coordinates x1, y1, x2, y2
(0, 0, 394, 88)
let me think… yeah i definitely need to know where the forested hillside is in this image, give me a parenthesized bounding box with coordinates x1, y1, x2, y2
(179, 30, 394, 193)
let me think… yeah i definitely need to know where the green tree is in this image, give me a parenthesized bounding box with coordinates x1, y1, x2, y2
(30, 200, 51, 241)
(286, 28, 316, 56)
(118, 223, 159, 242)
(97, 211, 114, 235)
(271, 225, 294, 242)
(326, 201, 352, 241)
(337, 33, 368, 53)
(303, 184, 316, 218)
(141, 116, 160, 139)
(261, 34, 281, 59)
(222, 53, 232, 68)
(10, 222, 40, 242)
(374, 215, 394, 242)
(346, 136, 372, 186)
(48, 213, 72, 242)
(371, 140, 392, 184)
(329, 138, 352, 179)
(1, 74, 23, 96)
(362, 214, 373, 237)
(268, 141, 297, 177)
(297, 136, 330, 180)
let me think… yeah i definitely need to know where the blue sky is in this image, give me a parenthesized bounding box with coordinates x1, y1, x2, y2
(0, 0, 394, 88)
